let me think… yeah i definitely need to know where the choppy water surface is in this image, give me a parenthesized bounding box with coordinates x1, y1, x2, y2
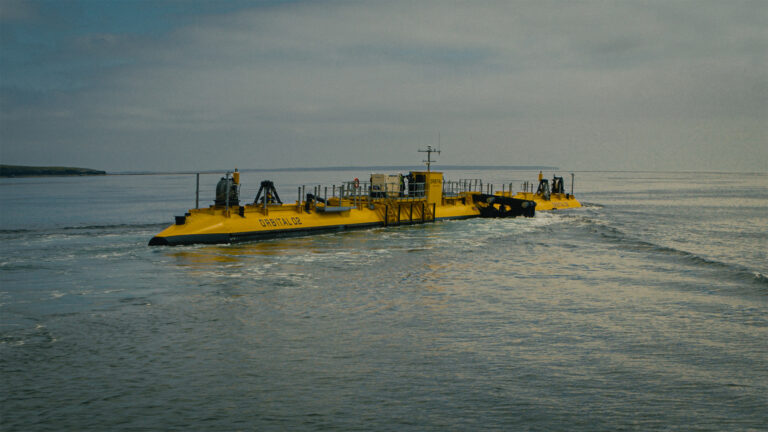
(1, 170, 767, 431)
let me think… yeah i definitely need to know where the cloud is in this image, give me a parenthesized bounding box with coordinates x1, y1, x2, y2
(1, 0, 766, 171)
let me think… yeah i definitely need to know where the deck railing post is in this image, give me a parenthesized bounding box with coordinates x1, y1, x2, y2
(571, 173, 575, 196)
(225, 172, 230, 215)
(263, 181, 267, 214)
(195, 173, 200, 209)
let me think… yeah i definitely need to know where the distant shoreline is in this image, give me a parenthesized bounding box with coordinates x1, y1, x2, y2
(0, 165, 107, 177)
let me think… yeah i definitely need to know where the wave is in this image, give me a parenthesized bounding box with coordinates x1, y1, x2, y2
(60, 223, 167, 231)
(572, 214, 768, 290)
(0, 223, 168, 246)
(0, 222, 167, 236)
(0, 228, 34, 234)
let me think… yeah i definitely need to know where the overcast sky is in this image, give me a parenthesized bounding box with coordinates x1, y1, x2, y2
(1, 0, 766, 172)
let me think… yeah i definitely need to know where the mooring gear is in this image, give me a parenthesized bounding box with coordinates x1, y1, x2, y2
(254, 180, 282, 205)
(536, 179, 551, 200)
(552, 176, 564, 194)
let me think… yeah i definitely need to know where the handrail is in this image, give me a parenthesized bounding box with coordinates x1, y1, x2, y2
(195, 170, 574, 214)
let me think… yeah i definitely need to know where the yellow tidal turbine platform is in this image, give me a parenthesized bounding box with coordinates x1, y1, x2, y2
(149, 161, 580, 246)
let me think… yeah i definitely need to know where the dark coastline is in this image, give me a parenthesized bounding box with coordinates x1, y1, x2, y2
(0, 165, 107, 177)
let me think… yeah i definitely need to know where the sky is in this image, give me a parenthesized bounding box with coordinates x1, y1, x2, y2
(1, 0, 766, 172)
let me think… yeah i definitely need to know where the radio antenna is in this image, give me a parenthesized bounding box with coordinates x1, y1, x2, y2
(418, 145, 441, 172)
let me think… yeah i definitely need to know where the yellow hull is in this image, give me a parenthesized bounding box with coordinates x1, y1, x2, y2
(150, 195, 478, 245)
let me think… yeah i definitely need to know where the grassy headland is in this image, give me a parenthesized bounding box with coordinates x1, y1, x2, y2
(0, 165, 107, 177)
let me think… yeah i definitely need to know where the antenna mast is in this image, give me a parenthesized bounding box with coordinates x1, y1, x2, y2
(418, 145, 441, 172)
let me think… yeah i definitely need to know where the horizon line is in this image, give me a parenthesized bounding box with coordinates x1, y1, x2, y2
(110, 164, 561, 175)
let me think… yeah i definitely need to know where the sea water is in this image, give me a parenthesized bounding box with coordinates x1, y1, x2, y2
(1, 170, 766, 431)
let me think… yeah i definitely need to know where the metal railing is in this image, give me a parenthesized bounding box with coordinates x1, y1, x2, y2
(192, 171, 574, 215)
(341, 181, 428, 201)
(443, 178, 533, 196)
(443, 178, 482, 196)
